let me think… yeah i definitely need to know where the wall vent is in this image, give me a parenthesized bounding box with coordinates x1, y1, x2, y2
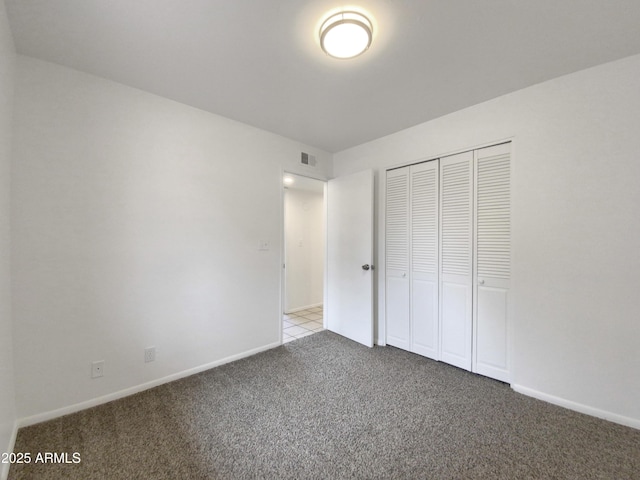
(301, 152, 317, 167)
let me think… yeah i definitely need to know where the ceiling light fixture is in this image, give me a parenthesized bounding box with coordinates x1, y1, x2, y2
(283, 175, 295, 186)
(319, 11, 373, 59)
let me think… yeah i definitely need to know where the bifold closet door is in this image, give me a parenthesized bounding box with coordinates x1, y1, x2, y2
(410, 161, 439, 359)
(439, 151, 473, 371)
(385, 167, 410, 350)
(473, 143, 511, 382)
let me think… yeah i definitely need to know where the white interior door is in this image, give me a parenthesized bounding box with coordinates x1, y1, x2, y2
(326, 169, 375, 347)
(473, 143, 511, 382)
(385, 167, 410, 350)
(410, 161, 440, 359)
(439, 151, 473, 371)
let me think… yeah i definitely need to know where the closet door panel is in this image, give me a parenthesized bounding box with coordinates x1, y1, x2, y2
(439, 151, 473, 371)
(410, 161, 439, 359)
(412, 279, 438, 357)
(441, 280, 472, 362)
(474, 143, 511, 382)
(385, 167, 410, 350)
(476, 282, 508, 376)
(387, 276, 411, 349)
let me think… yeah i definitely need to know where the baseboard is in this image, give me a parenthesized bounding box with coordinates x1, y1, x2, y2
(512, 384, 640, 430)
(1, 419, 19, 480)
(17, 341, 281, 428)
(285, 303, 323, 314)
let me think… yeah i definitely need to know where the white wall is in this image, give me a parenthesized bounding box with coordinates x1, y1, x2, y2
(0, 1, 16, 476)
(284, 187, 324, 312)
(11, 56, 331, 420)
(333, 54, 640, 427)
(7, 30, 640, 435)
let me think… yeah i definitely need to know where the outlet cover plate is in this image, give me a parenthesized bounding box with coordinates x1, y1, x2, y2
(144, 346, 156, 363)
(91, 360, 104, 378)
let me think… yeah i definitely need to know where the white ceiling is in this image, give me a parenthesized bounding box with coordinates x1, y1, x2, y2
(6, 0, 640, 153)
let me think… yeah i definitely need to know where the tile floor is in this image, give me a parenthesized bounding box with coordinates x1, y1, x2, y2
(283, 306, 324, 343)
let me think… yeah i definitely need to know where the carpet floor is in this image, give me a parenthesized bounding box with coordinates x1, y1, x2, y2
(9, 331, 640, 479)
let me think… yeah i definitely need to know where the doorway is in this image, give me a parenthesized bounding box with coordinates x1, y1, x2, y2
(282, 173, 326, 343)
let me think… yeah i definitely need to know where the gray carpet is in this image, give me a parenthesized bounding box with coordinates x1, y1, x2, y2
(9, 331, 640, 479)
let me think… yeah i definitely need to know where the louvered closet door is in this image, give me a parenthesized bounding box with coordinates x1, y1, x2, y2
(473, 143, 511, 382)
(439, 151, 473, 371)
(410, 161, 439, 359)
(385, 167, 410, 350)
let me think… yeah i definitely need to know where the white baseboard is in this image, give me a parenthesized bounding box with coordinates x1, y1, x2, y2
(511, 384, 640, 430)
(1, 419, 19, 480)
(285, 303, 323, 314)
(17, 341, 281, 428)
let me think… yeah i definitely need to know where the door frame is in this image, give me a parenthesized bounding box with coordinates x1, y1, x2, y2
(280, 170, 328, 343)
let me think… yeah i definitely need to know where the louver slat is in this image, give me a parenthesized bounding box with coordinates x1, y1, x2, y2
(412, 167, 438, 274)
(386, 172, 409, 271)
(477, 152, 510, 280)
(441, 160, 471, 276)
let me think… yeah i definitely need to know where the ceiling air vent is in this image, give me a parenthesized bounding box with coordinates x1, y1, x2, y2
(301, 152, 317, 167)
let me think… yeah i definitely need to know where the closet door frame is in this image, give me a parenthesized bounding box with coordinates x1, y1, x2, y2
(382, 139, 512, 384)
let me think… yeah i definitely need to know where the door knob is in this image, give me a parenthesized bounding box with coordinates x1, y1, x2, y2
(362, 264, 371, 271)
(479, 279, 485, 285)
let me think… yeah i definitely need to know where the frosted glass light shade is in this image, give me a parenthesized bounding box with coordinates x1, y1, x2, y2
(320, 11, 372, 59)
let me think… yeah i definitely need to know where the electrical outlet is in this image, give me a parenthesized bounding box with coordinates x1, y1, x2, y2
(144, 346, 156, 363)
(91, 360, 104, 378)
